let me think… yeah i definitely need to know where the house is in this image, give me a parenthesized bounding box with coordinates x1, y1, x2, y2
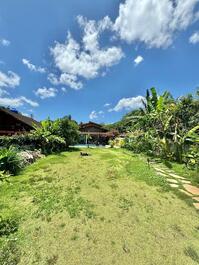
(0, 107, 40, 136)
(79, 121, 118, 145)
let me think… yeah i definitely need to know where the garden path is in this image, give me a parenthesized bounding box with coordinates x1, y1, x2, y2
(152, 164, 199, 210)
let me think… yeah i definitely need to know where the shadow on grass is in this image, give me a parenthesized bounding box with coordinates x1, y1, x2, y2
(163, 160, 173, 169)
(184, 246, 199, 264)
(66, 147, 81, 152)
(52, 147, 81, 155)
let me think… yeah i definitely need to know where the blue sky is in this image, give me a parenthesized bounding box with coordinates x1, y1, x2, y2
(0, 0, 199, 124)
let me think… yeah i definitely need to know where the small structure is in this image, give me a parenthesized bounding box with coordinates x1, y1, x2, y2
(79, 121, 118, 145)
(0, 107, 40, 136)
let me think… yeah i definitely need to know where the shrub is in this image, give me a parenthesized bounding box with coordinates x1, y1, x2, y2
(0, 134, 36, 149)
(184, 145, 199, 171)
(0, 171, 10, 182)
(35, 134, 66, 154)
(109, 137, 125, 148)
(124, 130, 158, 156)
(0, 134, 66, 155)
(32, 116, 79, 148)
(0, 216, 18, 237)
(54, 116, 80, 147)
(0, 147, 23, 175)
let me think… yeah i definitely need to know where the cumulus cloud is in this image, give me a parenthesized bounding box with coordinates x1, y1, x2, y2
(22, 58, 46, 73)
(50, 16, 124, 89)
(110, 96, 145, 112)
(134, 55, 144, 66)
(48, 73, 83, 90)
(89, 111, 98, 120)
(89, 110, 104, 120)
(104, 103, 111, 107)
(0, 71, 20, 88)
(0, 38, 10, 46)
(0, 96, 38, 108)
(114, 0, 199, 48)
(35, 87, 58, 99)
(189, 31, 199, 44)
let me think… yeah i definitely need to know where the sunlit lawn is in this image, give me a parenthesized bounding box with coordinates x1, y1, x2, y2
(0, 148, 199, 265)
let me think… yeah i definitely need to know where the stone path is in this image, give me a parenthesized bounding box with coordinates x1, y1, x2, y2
(152, 164, 199, 210)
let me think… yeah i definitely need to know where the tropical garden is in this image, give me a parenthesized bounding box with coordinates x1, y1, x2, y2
(108, 88, 199, 172)
(0, 88, 199, 265)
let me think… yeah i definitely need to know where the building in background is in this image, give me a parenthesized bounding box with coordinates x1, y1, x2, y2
(79, 121, 118, 145)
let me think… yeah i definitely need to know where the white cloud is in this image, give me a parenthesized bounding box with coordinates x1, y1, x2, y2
(50, 16, 124, 89)
(35, 87, 58, 99)
(134, 55, 144, 66)
(48, 73, 83, 90)
(0, 88, 9, 97)
(0, 96, 38, 108)
(20, 97, 39, 107)
(89, 110, 104, 120)
(114, 0, 199, 48)
(21, 112, 30, 117)
(104, 103, 111, 107)
(110, 96, 145, 112)
(0, 71, 20, 88)
(189, 31, 199, 44)
(22, 58, 46, 73)
(0, 38, 10, 46)
(89, 111, 98, 120)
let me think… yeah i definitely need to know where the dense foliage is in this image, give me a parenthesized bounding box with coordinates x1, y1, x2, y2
(112, 88, 199, 171)
(33, 116, 79, 148)
(0, 115, 79, 155)
(0, 147, 23, 175)
(0, 115, 79, 176)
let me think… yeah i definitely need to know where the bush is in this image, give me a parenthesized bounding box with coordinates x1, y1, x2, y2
(0, 134, 67, 155)
(34, 134, 66, 154)
(109, 137, 125, 148)
(0, 216, 18, 237)
(0, 134, 35, 149)
(19, 150, 44, 166)
(184, 145, 199, 171)
(0, 171, 10, 182)
(55, 117, 80, 147)
(0, 147, 23, 175)
(32, 116, 79, 148)
(124, 130, 158, 156)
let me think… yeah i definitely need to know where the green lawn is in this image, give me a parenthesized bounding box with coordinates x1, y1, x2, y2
(1, 148, 199, 265)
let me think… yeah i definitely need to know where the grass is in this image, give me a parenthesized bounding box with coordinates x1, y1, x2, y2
(0, 148, 199, 265)
(169, 162, 199, 185)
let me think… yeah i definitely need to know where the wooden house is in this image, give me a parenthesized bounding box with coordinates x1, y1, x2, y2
(79, 121, 118, 145)
(0, 107, 40, 136)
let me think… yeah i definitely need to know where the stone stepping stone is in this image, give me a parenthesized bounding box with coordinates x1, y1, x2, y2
(153, 167, 166, 174)
(179, 189, 193, 197)
(181, 180, 191, 184)
(165, 170, 174, 173)
(193, 197, 199, 202)
(157, 172, 168, 177)
(167, 178, 178, 184)
(169, 183, 179, 188)
(193, 203, 199, 210)
(183, 184, 199, 196)
(168, 173, 185, 180)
